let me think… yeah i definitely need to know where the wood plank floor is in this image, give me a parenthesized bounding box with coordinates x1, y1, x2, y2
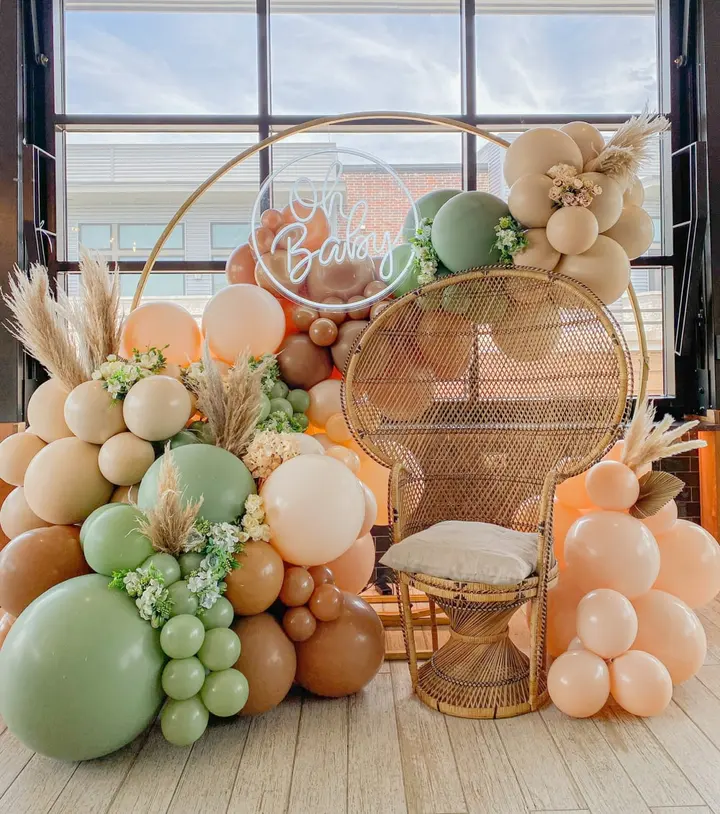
(3, 600, 720, 814)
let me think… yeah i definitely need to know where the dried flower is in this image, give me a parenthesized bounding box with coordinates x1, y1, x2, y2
(243, 431, 300, 479)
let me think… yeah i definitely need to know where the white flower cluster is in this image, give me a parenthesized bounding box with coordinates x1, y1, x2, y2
(182, 361, 206, 390)
(121, 565, 171, 629)
(92, 348, 166, 400)
(546, 164, 602, 208)
(409, 217, 439, 286)
(495, 228, 518, 251)
(187, 568, 223, 610)
(239, 494, 271, 543)
(242, 431, 300, 480)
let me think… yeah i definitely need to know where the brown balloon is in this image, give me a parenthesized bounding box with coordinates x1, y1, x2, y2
(224, 541, 284, 616)
(261, 208, 284, 232)
(370, 302, 391, 320)
(308, 318, 338, 347)
(295, 593, 385, 698)
(255, 250, 303, 296)
(0, 525, 90, 618)
(277, 334, 333, 390)
(279, 566, 315, 607)
(307, 256, 375, 303)
(318, 298, 347, 326)
(283, 606, 317, 642)
(225, 244, 257, 286)
(291, 305, 319, 332)
(364, 280, 386, 298)
(307, 565, 335, 586)
(309, 583, 343, 622)
(233, 613, 297, 715)
(418, 311, 473, 379)
(0, 612, 14, 650)
(330, 320, 369, 374)
(347, 296, 371, 320)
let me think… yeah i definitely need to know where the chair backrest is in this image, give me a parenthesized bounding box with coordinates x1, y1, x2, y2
(343, 267, 632, 540)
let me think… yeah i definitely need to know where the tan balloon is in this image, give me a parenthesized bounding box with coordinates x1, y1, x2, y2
(512, 228, 560, 272)
(504, 128, 583, 187)
(546, 206, 599, 256)
(111, 483, 139, 504)
(98, 432, 155, 486)
(561, 121, 605, 166)
(0, 432, 46, 487)
(122, 376, 192, 442)
(0, 487, 51, 540)
(508, 174, 555, 228)
(624, 175, 645, 206)
(64, 380, 127, 445)
(255, 250, 303, 296)
(26, 379, 72, 443)
(23, 437, 113, 525)
(556, 235, 630, 305)
(579, 172, 623, 232)
(307, 380, 342, 429)
(602, 204, 655, 260)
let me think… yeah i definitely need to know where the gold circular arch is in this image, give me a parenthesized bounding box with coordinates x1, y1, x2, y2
(133, 111, 649, 400)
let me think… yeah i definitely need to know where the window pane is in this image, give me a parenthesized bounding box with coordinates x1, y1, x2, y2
(270, 1, 462, 114)
(475, 10, 657, 114)
(119, 273, 185, 299)
(211, 223, 251, 249)
(118, 224, 184, 252)
(64, 11, 257, 114)
(78, 223, 112, 251)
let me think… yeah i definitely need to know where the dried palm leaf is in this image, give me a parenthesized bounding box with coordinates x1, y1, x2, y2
(629, 470, 684, 519)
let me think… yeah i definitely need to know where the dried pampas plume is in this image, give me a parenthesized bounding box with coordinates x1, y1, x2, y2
(136, 445, 202, 556)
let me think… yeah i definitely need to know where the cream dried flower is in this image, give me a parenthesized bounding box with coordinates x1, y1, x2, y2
(242, 431, 300, 480)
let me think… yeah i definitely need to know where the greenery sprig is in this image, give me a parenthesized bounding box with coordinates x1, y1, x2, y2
(493, 216, 529, 265)
(249, 354, 281, 397)
(409, 217, 440, 286)
(92, 346, 168, 400)
(109, 563, 172, 629)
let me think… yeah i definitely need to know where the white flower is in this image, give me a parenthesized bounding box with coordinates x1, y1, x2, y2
(123, 572, 142, 596)
(245, 495, 263, 515)
(243, 516, 261, 535)
(199, 586, 221, 609)
(237, 531, 250, 544)
(257, 524, 272, 542)
(572, 178, 583, 189)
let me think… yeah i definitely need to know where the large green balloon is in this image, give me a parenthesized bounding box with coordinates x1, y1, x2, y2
(431, 191, 509, 272)
(381, 244, 418, 298)
(79, 503, 124, 549)
(138, 444, 255, 524)
(0, 574, 165, 761)
(402, 188, 461, 240)
(83, 504, 154, 576)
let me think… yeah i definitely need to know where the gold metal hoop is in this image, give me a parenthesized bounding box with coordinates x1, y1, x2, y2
(134, 111, 649, 400)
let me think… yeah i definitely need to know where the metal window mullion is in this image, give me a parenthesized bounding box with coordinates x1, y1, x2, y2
(461, 0, 476, 191)
(257, 0, 271, 207)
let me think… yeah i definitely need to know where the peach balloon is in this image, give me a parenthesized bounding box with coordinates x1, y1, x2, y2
(64, 380, 127, 445)
(351, 443, 390, 526)
(555, 472, 594, 511)
(307, 380, 342, 429)
(584, 460, 639, 511)
(632, 590, 706, 684)
(26, 379, 72, 443)
(547, 650, 610, 718)
(603, 204, 655, 260)
(359, 483, 378, 537)
(225, 243, 257, 285)
(609, 650, 672, 716)
(576, 588, 638, 659)
(654, 520, 720, 608)
(547, 570, 586, 657)
(326, 412, 352, 444)
(552, 500, 581, 569)
(0, 487, 51, 540)
(642, 499, 678, 537)
(324, 533, 376, 594)
(603, 439, 652, 477)
(261, 208, 284, 231)
(123, 376, 192, 442)
(202, 284, 286, 362)
(120, 302, 202, 366)
(281, 202, 330, 252)
(567, 636, 585, 651)
(0, 431, 46, 487)
(253, 226, 274, 255)
(564, 511, 660, 598)
(325, 445, 360, 473)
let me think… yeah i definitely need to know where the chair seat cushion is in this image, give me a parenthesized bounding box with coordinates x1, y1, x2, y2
(380, 520, 537, 585)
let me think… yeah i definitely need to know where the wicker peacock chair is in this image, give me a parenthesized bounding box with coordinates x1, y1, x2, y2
(343, 266, 632, 719)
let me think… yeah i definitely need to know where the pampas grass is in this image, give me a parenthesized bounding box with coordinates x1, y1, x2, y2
(136, 445, 202, 556)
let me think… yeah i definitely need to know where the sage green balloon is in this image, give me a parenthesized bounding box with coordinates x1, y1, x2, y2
(287, 389, 310, 414)
(431, 191, 509, 272)
(402, 188, 462, 240)
(83, 504, 154, 576)
(0, 574, 165, 761)
(168, 580, 199, 617)
(160, 614, 205, 659)
(79, 503, 124, 549)
(170, 430, 201, 449)
(161, 657, 205, 701)
(139, 445, 255, 524)
(142, 553, 181, 586)
(258, 394, 272, 422)
(179, 552, 203, 579)
(269, 397, 293, 418)
(200, 597, 234, 630)
(293, 413, 309, 431)
(189, 421, 215, 445)
(270, 381, 289, 399)
(197, 628, 241, 672)
(200, 669, 249, 717)
(160, 696, 208, 746)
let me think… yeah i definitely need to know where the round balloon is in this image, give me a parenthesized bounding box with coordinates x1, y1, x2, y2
(0, 431, 46, 487)
(546, 207, 599, 255)
(279, 566, 315, 607)
(26, 379, 72, 443)
(277, 334, 333, 390)
(0, 574, 165, 760)
(123, 376, 192, 443)
(380, 244, 420, 298)
(281, 202, 330, 253)
(120, 302, 202, 366)
(654, 519, 720, 608)
(283, 606, 317, 642)
(64, 380, 127, 445)
(546, 570, 586, 657)
(584, 461, 639, 511)
(552, 500, 581, 569)
(642, 499, 678, 537)
(624, 176, 645, 206)
(306, 256, 375, 304)
(323, 533, 375, 594)
(609, 650, 672, 717)
(508, 174, 555, 228)
(547, 649, 610, 718)
(0, 487, 51, 541)
(556, 235, 630, 305)
(402, 189, 461, 239)
(82, 504, 154, 576)
(512, 228, 560, 272)
(331, 320, 369, 374)
(504, 128, 583, 186)
(576, 588, 638, 659)
(99, 432, 155, 486)
(307, 380, 342, 429)
(579, 172, 624, 232)
(603, 204, 655, 260)
(224, 541, 284, 615)
(560, 121, 605, 166)
(225, 243, 257, 285)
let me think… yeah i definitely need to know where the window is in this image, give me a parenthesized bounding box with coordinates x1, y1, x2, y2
(78, 224, 112, 253)
(211, 223, 251, 259)
(119, 225, 184, 253)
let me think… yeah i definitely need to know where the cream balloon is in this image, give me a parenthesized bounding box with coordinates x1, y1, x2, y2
(547, 650, 610, 718)
(325, 445, 360, 473)
(556, 235, 630, 305)
(0, 432, 46, 487)
(326, 412, 352, 444)
(561, 121, 605, 166)
(295, 434, 325, 455)
(609, 650, 672, 717)
(624, 176, 645, 207)
(507, 174, 555, 228)
(98, 432, 156, 486)
(503, 128, 583, 187)
(64, 380, 127, 445)
(111, 483, 139, 504)
(359, 482, 378, 537)
(512, 228, 560, 272)
(632, 590, 706, 684)
(602, 204, 655, 260)
(123, 376, 192, 442)
(261, 455, 365, 566)
(654, 520, 720, 608)
(306, 380, 342, 430)
(312, 433, 335, 451)
(567, 636, 585, 651)
(23, 437, 113, 525)
(584, 460, 639, 511)
(576, 588, 638, 659)
(0, 487, 51, 540)
(579, 172, 623, 232)
(26, 379, 72, 443)
(642, 499, 678, 537)
(546, 207, 599, 255)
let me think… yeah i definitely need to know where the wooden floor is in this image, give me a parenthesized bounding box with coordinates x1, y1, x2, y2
(3, 602, 720, 814)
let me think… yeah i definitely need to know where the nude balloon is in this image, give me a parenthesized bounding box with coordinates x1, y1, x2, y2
(120, 302, 202, 366)
(609, 650, 672, 717)
(560, 121, 605, 166)
(546, 207, 599, 256)
(546, 570, 586, 658)
(580, 172, 624, 232)
(653, 519, 720, 608)
(547, 650, 610, 718)
(556, 235, 630, 306)
(507, 174, 555, 228)
(225, 243, 257, 285)
(64, 380, 127, 445)
(503, 128, 583, 187)
(512, 228, 560, 272)
(0, 487, 51, 541)
(576, 588, 638, 659)
(0, 432, 46, 487)
(123, 376, 192, 442)
(584, 460, 639, 511)
(26, 379, 72, 443)
(603, 204, 655, 260)
(552, 500, 581, 570)
(359, 483, 378, 537)
(642, 499, 678, 537)
(323, 533, 376, 594)
(306, 380, 342, 429)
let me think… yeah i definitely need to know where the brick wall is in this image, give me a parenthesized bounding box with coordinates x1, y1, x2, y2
(653, 428, 701, 523)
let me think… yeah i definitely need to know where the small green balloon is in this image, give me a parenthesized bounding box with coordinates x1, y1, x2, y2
(293, 413, 309, 431)
(402, 188, 462, 240)
(200, 597, 234, 630)
(160, 614, 205, 659)
(79, 503, 124, 549)
(190, 421, 215, 445)
(287, 389, 310, 413)
(258, 393, 272, 422)
(83, 505, 154, 576)
(179, 552, 204, 579)
(197, 627, 241, 672)
(168, 580, 199, 617)
(162, 657, 205, 701)
(160, 696, 209, 746)
(200, 669, 249, 717)
(170, 430, 201, 449)
(269, 397, 293, 418)
(269, 381, 289, 399)
(142, 553, 181, 586)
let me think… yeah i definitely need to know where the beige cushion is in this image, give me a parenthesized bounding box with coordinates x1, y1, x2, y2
(380, 520, 537, 585)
